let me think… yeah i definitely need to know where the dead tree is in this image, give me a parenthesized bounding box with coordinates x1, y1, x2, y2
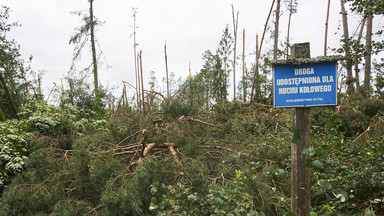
(232, 4, 239, 101)
(242, 28, 246, 102)
(286, 0, 294, 59)
(273, 0, 281, 60)
(324, 0, 331, 56)
(354, 18, 366, 89)
(0, 69, 18, 118)
(89, 0, 99, 95)
(340, 0, 353, 92)
(164, 41, 170, 98)
(364, 7, 373, 95)
(131, 8, 140, 110)
(251, 0, 276, 102)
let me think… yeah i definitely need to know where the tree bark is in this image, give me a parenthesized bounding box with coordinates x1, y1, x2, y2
(0, 70, 18, 119)
(242, 28, 246, 103)
(232, 5, 239, 101)
(132, 9, 140, 110)
(250, 0, 275, 102)
(273, 0, 281, 60)
(164, 42, 169, 98)
(286, 0, 293, 59)
(340, 0, 353, 92)
(364, 7, 373, 95)
(139, 51, 145, 115)
(324, 0, 331, 56)
(0, 106, 5, 122)
(355, 18, 366, 90)
(254, 34, 260, 102)
(89, 0, 99, 95)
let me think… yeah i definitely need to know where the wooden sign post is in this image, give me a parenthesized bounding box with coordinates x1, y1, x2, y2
(272, 43, 342, 215)
(290, 43, 311, 216)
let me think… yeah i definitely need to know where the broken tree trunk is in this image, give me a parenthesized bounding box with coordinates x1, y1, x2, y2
(0, 69, 18, 119)
(354, 18, 366, 90)
(242, 28, 246, 103)
(324, 0, 331, 56)
(273, 0, 281, 61)
(364, 7, 373, 95)
(232, 4, 239, 101)
(251, 0, 275, 102)
(340, 0, 353, 92)
(89, 0, 99, 95)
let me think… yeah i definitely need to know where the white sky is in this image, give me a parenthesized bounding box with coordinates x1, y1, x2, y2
(2, 0, 372, 101)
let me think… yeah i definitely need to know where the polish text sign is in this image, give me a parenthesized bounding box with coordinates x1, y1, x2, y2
(273, 61, 337, 108)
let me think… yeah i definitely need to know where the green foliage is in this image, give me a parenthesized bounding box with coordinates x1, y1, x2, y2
(0, 120, 28, 189)
(310, 118, 384, 214)
(2, 87, 384, 215)
(101, 157, 179, 216)
(0, 129, 126, 215)
(177, 74, 209, 111)
(161, 97, 198, 119)
(150, 170, 258, 215)
(0, 6, 29, 118)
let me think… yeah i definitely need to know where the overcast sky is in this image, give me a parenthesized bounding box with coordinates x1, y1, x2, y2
(2, 0, 369, 101)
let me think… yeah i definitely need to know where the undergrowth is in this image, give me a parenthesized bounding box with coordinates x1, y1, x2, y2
(0, 99, 383, 215)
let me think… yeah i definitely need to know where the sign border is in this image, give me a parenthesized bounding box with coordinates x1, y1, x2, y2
(272, 61, 338, 108)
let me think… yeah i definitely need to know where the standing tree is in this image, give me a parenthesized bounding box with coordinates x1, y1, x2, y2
(364, 7, 373, 94)
(273, 0, 281, 61)
(340, 0, 354, 93)
(242, 28, 246, 102)
(352, 18, 366, 90)
(0, 6, 28, 119)
(69, 0, 103, 97)
(324, 0, 331, 56)
(217, 26, 233, 101)
(345, 0, 384, 95)
(131, 8, 140, 109)
(251, 0, 275, 102)
(286, 0, 298, 59)
(201, 50, 226, 103)
(231, 5, 239, 101)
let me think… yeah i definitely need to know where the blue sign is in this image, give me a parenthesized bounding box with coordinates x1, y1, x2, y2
(273, 61, 337, 108)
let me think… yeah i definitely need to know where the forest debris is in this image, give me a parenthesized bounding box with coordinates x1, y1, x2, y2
(335, 105, 357, 114)
(354, 115, 384, 143)
(199, 145, 233, 152)
(138, 129, 147, 162)
(179, 116, 224, 130)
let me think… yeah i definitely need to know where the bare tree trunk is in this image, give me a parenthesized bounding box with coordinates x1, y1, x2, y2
(324, 0, 331, 56)
(89, 0, 98, 95)
(364, 7, 373, 94)
(189, 61, 191, 79)
(340, 0, 353, 92)
(273, 0, 281, 60)
(242, 28, 246, 103)
(139, 51, 145, 115)
(355, 18, 366, 90)
(252, 34, 260, 103)
(164, 41, 169, 98)
(137, 53, 142, 111)
(286, 0, 293, 59)
(0, 70, 18, 119)
(251, 0, 275, 102)
(132, 8, 140, 110)
(0, 106, 5, 122)
(232, 5, 239, 101)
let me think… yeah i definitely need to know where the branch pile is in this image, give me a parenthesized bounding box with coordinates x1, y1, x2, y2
(114, 129, 180, 167)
